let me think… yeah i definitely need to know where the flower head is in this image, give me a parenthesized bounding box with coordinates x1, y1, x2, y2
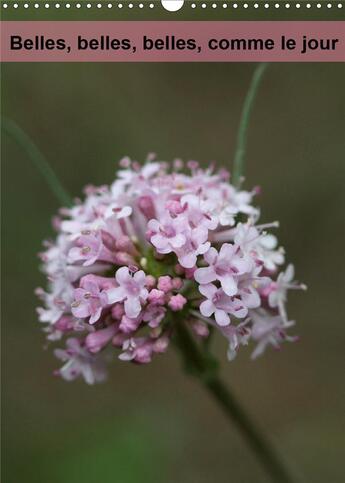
(37, 158, 305, 383)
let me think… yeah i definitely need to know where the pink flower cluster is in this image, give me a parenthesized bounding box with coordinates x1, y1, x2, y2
(37, 158, 306, 384)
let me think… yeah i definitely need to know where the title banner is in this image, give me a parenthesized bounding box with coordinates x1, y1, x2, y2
(1, 21, 344, 62)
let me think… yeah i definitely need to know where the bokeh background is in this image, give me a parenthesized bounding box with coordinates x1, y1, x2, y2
(2, 62, 345, 483)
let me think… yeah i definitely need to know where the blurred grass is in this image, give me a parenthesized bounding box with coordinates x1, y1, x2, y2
(4, 417, 168, 483)
(2, 62, 345, 483)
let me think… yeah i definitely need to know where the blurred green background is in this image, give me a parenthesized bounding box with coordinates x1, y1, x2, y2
(2, 62, 345, 483)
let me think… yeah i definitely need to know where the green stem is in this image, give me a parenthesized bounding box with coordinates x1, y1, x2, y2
(2, 118, 73, 207)
(175, 319, 295, 483)
(232, 63, 269, 188)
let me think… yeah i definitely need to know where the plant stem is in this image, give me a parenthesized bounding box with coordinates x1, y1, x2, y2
(232, 63, 269, 188)
(2, 118, 73, 207)
(174, 319, 295, 483)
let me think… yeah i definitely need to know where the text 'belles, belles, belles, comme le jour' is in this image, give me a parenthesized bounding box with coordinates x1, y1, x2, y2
(10, 34, 339, 56)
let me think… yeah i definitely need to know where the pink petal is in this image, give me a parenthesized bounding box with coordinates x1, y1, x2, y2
(80, 280, 99, 294)
(242, 289, 260, 309)
(219, 243, 235, 259)
(134, 270, 146, 285)
(124, 297, 141, 318)
(193, 226, 208, 245)
(117, 206, 132, 219)
(204, 247, 218, 265)
(215, 309, 230, 327)
(220, 275, 238, 296)
(232, 305, 248, 319)
(194, 267, 216, 285)
(68, 246, 83, 262)
(119, 352, 135, 361)
(106, 286, 126, 304)
(200, 300, 215, 318)
(116, 266, 130, 285)
(147, 219, 160, 231)
(171, 234, 186, 249)
(89, 307, 103, 325)
(151, 234, 170, 252)
(198, 242, 211, 255)
(233, 257, 253, 274)
(71, 303, 90, 319)
(82, 255, 98, 267)
(199, 283, 217, 298)
(178, 252, 197, 269)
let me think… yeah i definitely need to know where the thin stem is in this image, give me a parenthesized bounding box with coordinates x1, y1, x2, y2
(174, 319, 295, 483)
(232, 63, 269, 188)
(2, 118, 73, 207)
(205, 378, 294, 483)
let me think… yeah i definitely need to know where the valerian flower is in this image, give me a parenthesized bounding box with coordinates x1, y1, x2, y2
(37, 158, 305, 384)
(250, 309, 299, 359)
(71, 279, 109, 325)
(267, 264, 307, 321)
(199, 283, 248, 326)
(194, 244, 252, 296)
(106, 267, 149, 319)
(54, 338, 107, 384)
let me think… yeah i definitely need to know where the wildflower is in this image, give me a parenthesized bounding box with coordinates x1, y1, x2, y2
(194, 244, 252, 296)
(68, 231, 115, 266)
(267, 264, 307, 320)
(219, 188, 258, 226)
(37, 158, 305, 383)
(147, 215, 187, 254)
(180, 194, 218, 231)
(223, 321, 251, 361)
(175, 227, 210, 268)
(106, 267, 149, 319)
(233, 223, 285, 271)
(71, 280, 108, 324)
(54, 338, 107, 384)
(199, 284, 248, 326)
(250, 310, 298, 359)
